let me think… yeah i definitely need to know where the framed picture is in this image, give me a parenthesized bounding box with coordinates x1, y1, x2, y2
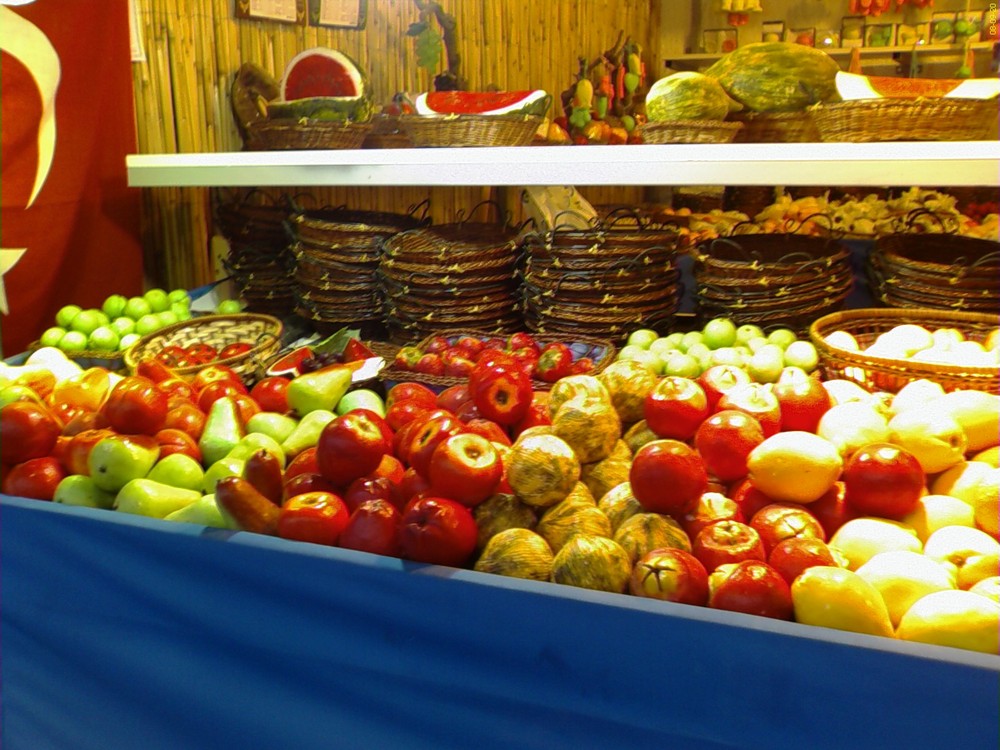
(865, 23, 894, 48)
(234, 0, 307, 25)
(930, 12, 957, 44)
(896, 23, 929, 47)
(954, 11, 982, 42)
(308, 0, 367, 30)
(841, 16, 865, 48)
(788, 27, 816, 47)
(703, 28, 738, 55)
(815, 29, 841, 50)
(761, 21, 785, 44)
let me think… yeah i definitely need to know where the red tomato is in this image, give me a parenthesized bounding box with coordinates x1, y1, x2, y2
(249, 376, 290, 414)
(2, 456, 66, 500)
(101, 376, 169, 435)
(197, 379, 249, 413)
(0, 401, 62, 464)
(219, 342, 253, 360)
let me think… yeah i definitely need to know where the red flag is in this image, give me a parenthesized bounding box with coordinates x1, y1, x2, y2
(1, 1, 143, 357)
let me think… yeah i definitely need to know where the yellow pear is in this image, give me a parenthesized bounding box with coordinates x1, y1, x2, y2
(816, 401, 890, 460)
(821, 379, 873, 406)
(931, 461, 999, 506)
(969, 576, 1000, 602)
(896, 590, 1000, 654)
(829, 517, 922, 570)
(889, 379, 946, 416)
(745, 431, 842, 504)
(900, 494, 976, 543)
(970, 480, 999, 537)
(887, 408, 967, 475)
(956, 553, 1000, 590)
(923, 526, 1000, 578)
(855, 550, 955, 628)
(791, 566, 894, 638)
(925, 390, 1000, 453)
(971, 446, 1000, 468)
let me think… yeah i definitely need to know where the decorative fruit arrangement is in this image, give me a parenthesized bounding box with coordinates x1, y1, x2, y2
(824, 322, 1000, 368)
(2, 316, 998, 656)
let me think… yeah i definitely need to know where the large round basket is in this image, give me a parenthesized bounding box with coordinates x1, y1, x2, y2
(810, 99, 998, 142)
(639, 119, 743, 144)
(809, 308, 999, 394)
(399, 114, 542, 147)
(123, 314, 284, 384)
(244, 119, 373, 150)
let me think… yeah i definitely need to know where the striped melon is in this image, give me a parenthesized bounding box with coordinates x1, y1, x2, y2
(645, 72, 742, 122)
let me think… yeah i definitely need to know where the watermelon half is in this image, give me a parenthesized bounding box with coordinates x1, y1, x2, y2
(413, 90, 551, 117)
(268, 47, 373, 122)
(835, 71, 1000, 101)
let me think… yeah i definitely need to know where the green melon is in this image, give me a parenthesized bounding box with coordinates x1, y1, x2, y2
(269, 47, 373, 122)
(704, 42, 840, 113)
(550, 534, 633, 594)
(474, 528, 554, 581)
(645, 72, 741, 122)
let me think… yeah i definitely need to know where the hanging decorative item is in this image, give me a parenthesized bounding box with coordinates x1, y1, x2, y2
(720, 0, 762, 11)
(406, 0, 462, 91)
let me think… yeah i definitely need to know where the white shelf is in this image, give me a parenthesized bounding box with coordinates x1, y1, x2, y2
(127, 141, 1000, 188)
(665, 41, 998, 67)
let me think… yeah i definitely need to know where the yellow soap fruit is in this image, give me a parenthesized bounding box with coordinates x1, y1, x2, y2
(970, 479, 999, 537)
(875, 324, 934, 357)
(551, 396, 621, 464)
(855, 550, 955, 628)
(889, 379, 946, 416)
(900, 494, 976, 543)
(821, 379, 874, 406)
(505, 434, 581, 509)
(923, 526, 1000, 583)
(931, 461, 999, 505)
(622, 419, 658, 454)
(791, 566, 894, 638)
(887, 408, 967, 475)
(829, 517, 922, 571)
(816, 401, 890, 460)
(970, 446, 1000, 468)
(746, 431, 842, 504)
(597, 359, 659, 424)
(596, 481, 642, 533)
(896, 590, 1000, 654)
(824, 330, 860, 352)
(547, 375, 610, 417)
(956, 553, 1000, 590)
(969, 576, 1000, 602)
(925, 390, 1000, 453)
(473, 528, 554, 581)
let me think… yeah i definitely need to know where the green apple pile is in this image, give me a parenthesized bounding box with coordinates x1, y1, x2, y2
(38, 288, 193, 356)
(618, 317, 820, 383)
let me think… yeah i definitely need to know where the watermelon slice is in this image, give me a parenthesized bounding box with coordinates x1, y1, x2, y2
(413, 90, 551, 117)
(268, 47, 373, 122)
(835, 71, 1000, 101)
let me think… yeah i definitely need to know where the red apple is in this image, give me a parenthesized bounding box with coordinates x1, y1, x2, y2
(60, 427, 116, 476)
(453, 336, 486, 358)
(407, 414, 467, 478)
(282, 472, 338, 501)
(277, 491, 350, 546)
(842, 443, 925, 519)
(343, 475, 399, 513)
(2, 456, 66, 500)
(385, 400, 431, 432)
(773, 371, 833, 433)
(316, 411, 393, 487)
(511, 399, 551, 438)
(681, 491, 745, 540)
(749, 502, 826, 556)
(153, 427, 203, 463)
(708, 560, 793, 620)
(436, 384, 472, 414)
(398, 496, 479, 567)
(385, 382, 438, 410)
(284, 447, 319, 482)
(629, 439, 709, 517)
(372, 453, 405, 485)
(422, 336, 451, 355)
(768, 536, 839, 585)
(414, 353, 445, 376)
(464, 418, 511, 446)
(644, 376, 710, 441)
(454, 400, 483, 423)
(428, 433, 502, 507)
(692, 520, 766, 572)
(693, 409, 765, 483)
(442, 351, 476, 378)
(469, 357, 532, 426)
(629, 547, 710, 605)
(101, 375, 169, 435)
(162, 401, 207, 441)
(60, 410, 110, 437)
(805, 481, 855, 538)
(698, 365, 752, 411)
(1, 401, 61, 465)
(716, 383, 781, 437)
(398, 466, 432, 505)
(339, 498, 402, 557)
(729, 478, 779, 521)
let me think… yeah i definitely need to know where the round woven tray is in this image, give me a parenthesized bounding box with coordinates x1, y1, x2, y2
(122, 314, 283, 384)
(399, 114, 543, 147)
(695, 234, 851, 279)
(732, 111, 820, 143)
(244, 119, 373, 150)
(811, 99, 999, 142)
(640, 119, 743, 144)
(809, 308, 999, 393)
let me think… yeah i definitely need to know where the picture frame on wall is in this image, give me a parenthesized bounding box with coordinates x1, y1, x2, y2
(234, 0, 307, 25)
(930, 12, 957, 44)
(703, 28, 738, 54)
(865, 22, 894, 48)
(896, 22, 929, 47)
(955, 11, 983, 43)
(308, 0, 367, 30)
(787, 27, 816, 47)
(841, 16, 865, 48)
(761, 21, 784, 44)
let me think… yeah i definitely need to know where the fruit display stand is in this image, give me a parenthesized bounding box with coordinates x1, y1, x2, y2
(2, 493, 998, 750)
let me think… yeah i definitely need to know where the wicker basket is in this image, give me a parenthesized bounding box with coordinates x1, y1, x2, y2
(639, 120, 743, 144)
(809, 308, 999, 393)
(399, 114, 543, 147)
(379, 328, 616, 392)
(732, 111, 820, 143)
(244, 119, 373, 150)
(123, 314, 284, 384)
(810, 99, 999, 142)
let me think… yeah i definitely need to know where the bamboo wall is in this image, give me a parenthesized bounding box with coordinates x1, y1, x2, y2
(131, 0, 662, 290)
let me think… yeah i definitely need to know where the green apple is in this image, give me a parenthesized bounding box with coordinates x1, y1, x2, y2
(648, 338, 680, 360)
(118, 333, 141, 351)
(201, 456, 246, 494)
(336, 388, 386, 417)
(88, 435, 160, 493)
(286, 365, 352, 416)
(710, 346, 747, 368)
(746, 336, 769, 354)
(58, 330, 89, 353)
(55, 304, 82, 329)
(199, 397, 245, 466)
(102, 294, 128, 319)
(748, 343, 786, 384)
(156, 310, 179, 328)
(135, 314, 161, 336)
(216, 298, 243, 315)
(735, 323, 765, 346)
(111, 316, 136, 337)
(246, 411, 299, 444)
(663, 351, 702, 378)
(114, 478, 201, 519)
(165, 493, 232, 528)
(281, 409, 336, 459)
(783, 340, 819, 373)
(123, 296, 153, 321)
(620, 347, 663, 375)
(626, 328, 659, 350)
(168, 288, 191, 305)
(87, 326, 120, 352)
(170, 302, 192, 321)
(660, 332, 685, 350)
(680, 330, 704, 352)
(53, 474, 116, 509)
(39, 326, 66, 348)
(144, 288, 170, 313)
(147, 453, 206, 492)
(767, 328, 798, 349)
(226, 431, 286, 467)
(702, 317, 738, 350)
(70, 309, 104, 336)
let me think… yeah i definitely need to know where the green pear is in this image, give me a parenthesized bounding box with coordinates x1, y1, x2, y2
(114, 478, 201, 519)
(246, 411, 299, 444)
(53, 474, 116, 509)
(335, 388, 386, 417)
(226, 431, 286, 467)
(88, 435, 160, 493)
(199, 396, 245, 466)
(201, 456, 246, 495)
(286, 365, 352, 416)
(147, 453, 206, 492)
(281, 409, 336, 459)
(0, 384, 42, 407)
(165, 493, 233, 528)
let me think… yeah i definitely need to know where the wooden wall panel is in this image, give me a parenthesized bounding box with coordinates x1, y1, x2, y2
(132, 0, 660, 289)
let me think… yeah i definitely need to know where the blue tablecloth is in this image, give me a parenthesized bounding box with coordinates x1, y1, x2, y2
(2, 494, 998, 750)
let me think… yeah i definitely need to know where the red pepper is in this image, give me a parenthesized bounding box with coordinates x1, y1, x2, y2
(534, 342, 573, 383)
